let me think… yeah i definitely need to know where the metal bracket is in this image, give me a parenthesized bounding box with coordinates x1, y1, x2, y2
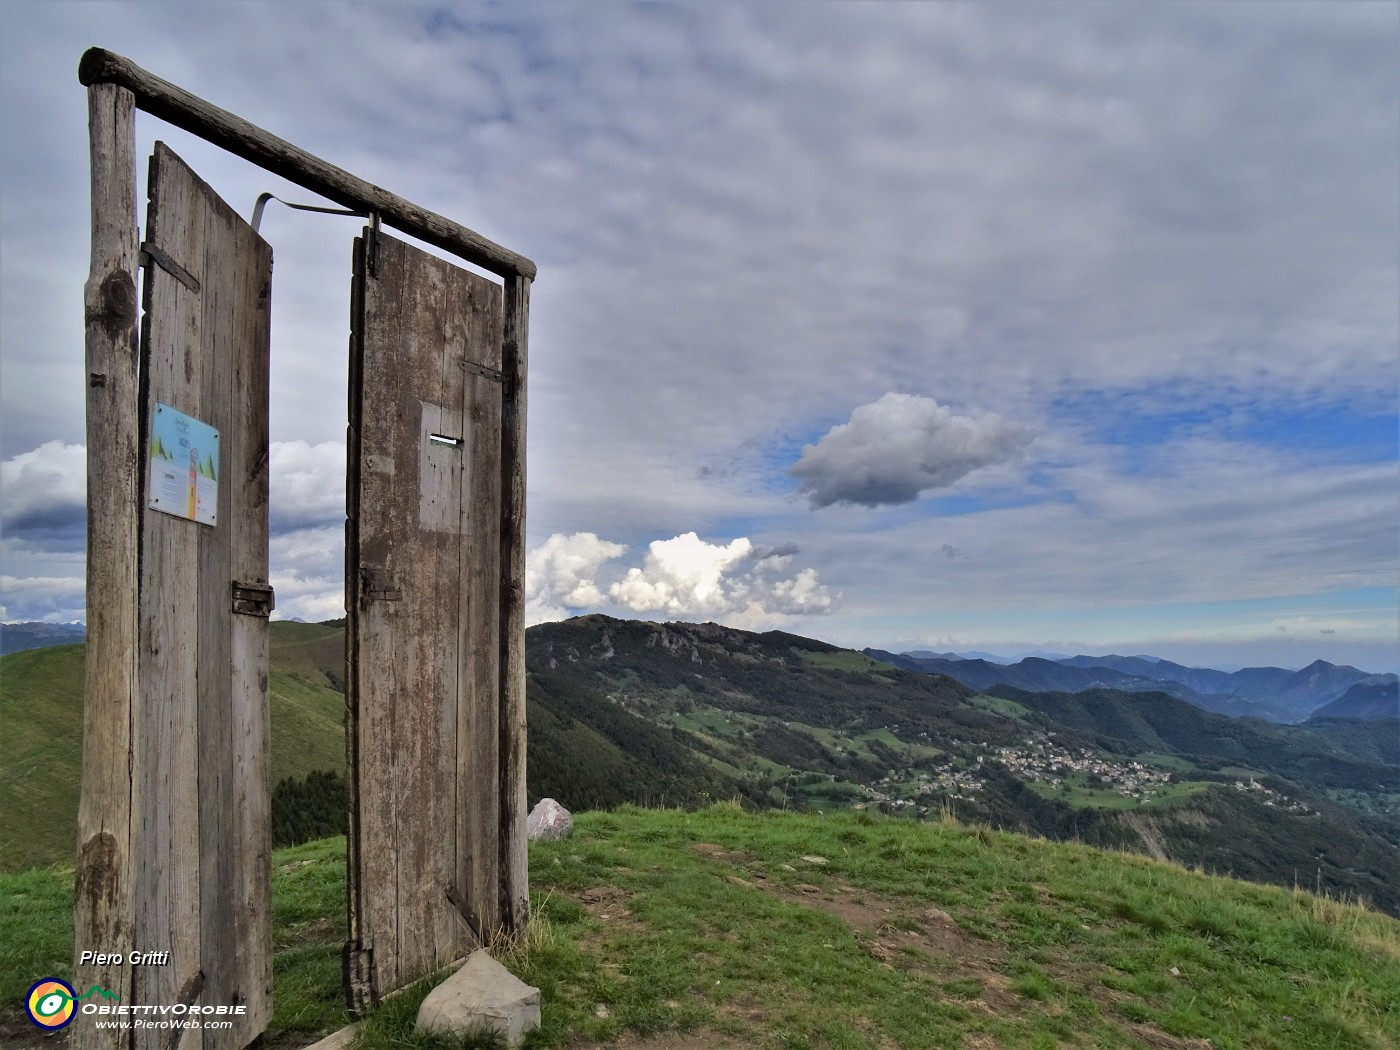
(139, 241, 200, 293)
(360, 568, 400, 602)
(166, 970, 206, 1050)
(249, 192, 380, 276)
(367, 211, 382, 278)
(231, 580, 275, 618)
(459, 356, 504, 385)
(251, 191, 363, 232)
(459, 355, 513, 399)
(445, 884, 484, 944)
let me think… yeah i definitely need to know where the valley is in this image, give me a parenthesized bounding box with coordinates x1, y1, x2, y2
(2, 614, 1396, 918)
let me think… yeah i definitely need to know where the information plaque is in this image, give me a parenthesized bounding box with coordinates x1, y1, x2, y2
(147, 402, 219, 526)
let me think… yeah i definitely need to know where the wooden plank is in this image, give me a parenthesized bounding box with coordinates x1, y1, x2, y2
(195, 161, 236, 1050)
(78, 48, 535, 281)
(74, 81, 140, 1050)
(428, 284, 467, 967)
(461, 276, 504, 942)
(343, 235, 374, 1013)
(192, 145, 274, 1047)
(347, 230, 505, 1004)
(498, 276, 531, 933)
(135, 143, 207, 1050)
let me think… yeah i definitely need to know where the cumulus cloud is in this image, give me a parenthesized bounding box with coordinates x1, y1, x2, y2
(1, 441, 86, 547)
(790, 394, 1034, 508)
(267, 525, 345, 622)
(525, 532, 628, 624)
(270, 441, 347, 532)
(524, 530, 836, 625)
(610, 534, 754, 616)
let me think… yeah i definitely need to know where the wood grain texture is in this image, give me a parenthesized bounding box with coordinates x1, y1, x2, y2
(78, 48, 534, 281)
(133, 143, 272, 1049)
(346, 230, 510, 1005)
(498, 276, 531, 932)
(74, 82, 141, 1050)
(135, 142, 205, 1050)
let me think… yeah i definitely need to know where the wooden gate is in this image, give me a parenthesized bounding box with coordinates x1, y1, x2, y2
(77, 50, 531, 1045)
(132, 141, 272, 1047)
(344, 230, 526, 1008)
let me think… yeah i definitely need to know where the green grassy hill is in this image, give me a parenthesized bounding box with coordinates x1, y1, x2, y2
(4, 615, 1396, 917)
(3, 806, 1397, 1050)
(0, 626, 345, 872)
(525, 616, 1400, 915)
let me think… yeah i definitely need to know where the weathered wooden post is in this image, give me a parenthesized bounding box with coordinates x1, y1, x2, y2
(74, 77, 141, 1047)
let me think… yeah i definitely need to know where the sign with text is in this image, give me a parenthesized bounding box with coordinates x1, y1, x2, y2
(146, 402, 218, 526)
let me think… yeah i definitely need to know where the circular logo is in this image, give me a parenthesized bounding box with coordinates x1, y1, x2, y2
(26, 978, 77, 1030)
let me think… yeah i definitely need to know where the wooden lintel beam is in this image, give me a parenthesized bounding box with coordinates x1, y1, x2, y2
(78, 47, 537, 281)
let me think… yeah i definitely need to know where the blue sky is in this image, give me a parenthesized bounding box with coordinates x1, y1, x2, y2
(1, 2, 1396, 672)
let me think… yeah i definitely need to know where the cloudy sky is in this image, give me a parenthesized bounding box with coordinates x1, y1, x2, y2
(2, 2, 1396, 672)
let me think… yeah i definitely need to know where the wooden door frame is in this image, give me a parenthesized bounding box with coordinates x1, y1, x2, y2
(76, 47, 533, 1046)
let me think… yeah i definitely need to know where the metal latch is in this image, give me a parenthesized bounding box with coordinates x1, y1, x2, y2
(231, 581, 275, 617)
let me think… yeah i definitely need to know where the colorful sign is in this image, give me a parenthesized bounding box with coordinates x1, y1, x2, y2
(147, 402, 218, 526)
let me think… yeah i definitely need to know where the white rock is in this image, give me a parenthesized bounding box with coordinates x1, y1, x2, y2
(415, 950, 541, 1047)
(527, 797, 573, 842)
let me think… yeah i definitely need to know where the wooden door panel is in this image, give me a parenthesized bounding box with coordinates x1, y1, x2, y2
(346, 230, 503, 1007)
(132, 141, 272, 1049)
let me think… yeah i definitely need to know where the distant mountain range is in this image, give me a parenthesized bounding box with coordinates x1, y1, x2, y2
(865, 649, 1398, 724)
(0, 621, 85, 656)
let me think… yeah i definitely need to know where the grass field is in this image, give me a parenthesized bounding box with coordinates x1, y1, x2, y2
(4, 805, 1397, 1049)
(1027, 774, 1213, 811)
(0, 628, 347, 873)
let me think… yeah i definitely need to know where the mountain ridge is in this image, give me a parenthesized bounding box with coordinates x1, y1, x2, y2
(868, 647, 1397, 723)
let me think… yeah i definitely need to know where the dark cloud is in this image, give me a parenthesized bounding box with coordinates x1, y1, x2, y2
(790, 394, 1033, 508)
(1, 441, 85, 549)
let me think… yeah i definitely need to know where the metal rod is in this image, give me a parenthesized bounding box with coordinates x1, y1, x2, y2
(79, 47, 537, 280)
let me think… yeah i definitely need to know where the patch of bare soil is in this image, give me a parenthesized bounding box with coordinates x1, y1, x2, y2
(567, 1033, 749, 1050)
(577, 885, 643, 936)
(1123, 1022, 1214, 1049)
(739, 877, 1028, 1023)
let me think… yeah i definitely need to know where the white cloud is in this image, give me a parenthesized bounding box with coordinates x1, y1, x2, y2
(524, 530, 836, 625)
(525, 531, 627, 624)
(269, 441, 346, 532)
(610, 533, 753, 616)
(268, 525, 344, 622)
(763, 567, 836, 615)
(0, 574, 84, 623)
(790, 394, 1034, 508)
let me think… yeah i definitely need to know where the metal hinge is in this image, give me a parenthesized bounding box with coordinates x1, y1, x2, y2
(343, 943, 374, 1016)
(361, 568, 401, 602)
(458, 356, 514, 399)
(140, 241, 201, 293)
(231, 581, 275, 617)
